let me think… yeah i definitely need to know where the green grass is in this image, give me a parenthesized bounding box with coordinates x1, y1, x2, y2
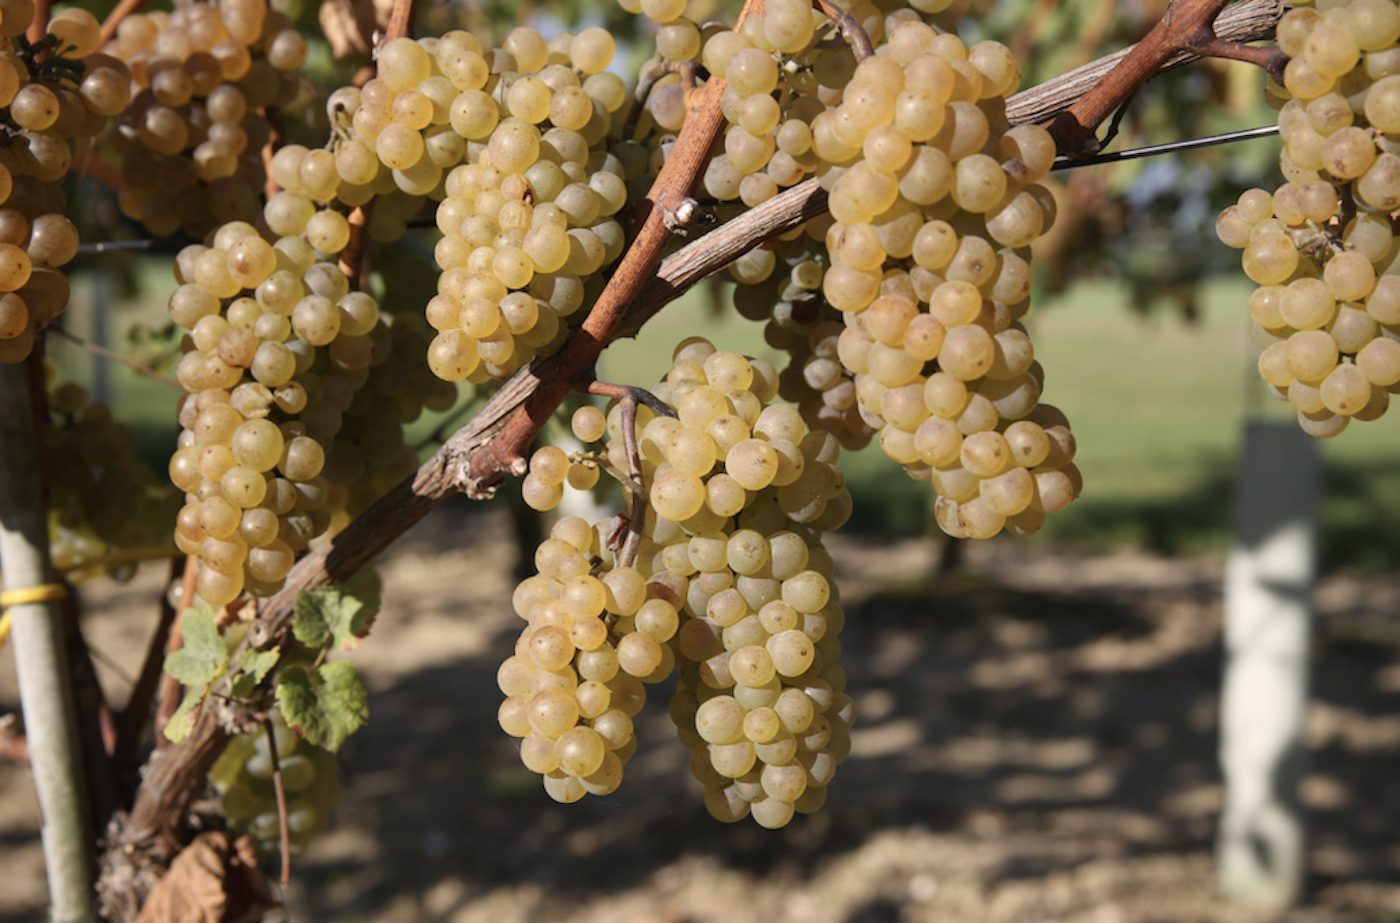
(52, 265, 1400, 571)
(604, 276, 1400, 569)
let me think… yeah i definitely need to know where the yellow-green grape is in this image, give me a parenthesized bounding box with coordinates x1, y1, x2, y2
(1220, 0, 1400, 435)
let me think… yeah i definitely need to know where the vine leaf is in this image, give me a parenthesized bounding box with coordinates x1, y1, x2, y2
(228, 647, 281, 700)
(162, 688, 204, 744)
(163, 606, 228, 686)
(275, 662, 368, 752)
(292, 585, 380, 652)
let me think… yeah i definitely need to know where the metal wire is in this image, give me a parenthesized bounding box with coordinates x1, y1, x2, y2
(1051, 124, 1281, 171)
(68, 126, 1283, 255)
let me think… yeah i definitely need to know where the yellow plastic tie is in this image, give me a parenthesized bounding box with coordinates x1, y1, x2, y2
(0, 610, 10, 649)
(0, 583, 69, 609)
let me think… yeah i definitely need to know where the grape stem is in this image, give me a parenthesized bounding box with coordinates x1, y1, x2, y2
(575, 379, 677, 567)
(616, 397, 646, 569)
(813, 0, 874, 61)
(26, 0, 51, 46)
(339, 0, 419, 291)
(261, 717, 293, 889)
(624, 55, 669, 141)
(580, 379, 678, 419)
(263, 108, 285, 201)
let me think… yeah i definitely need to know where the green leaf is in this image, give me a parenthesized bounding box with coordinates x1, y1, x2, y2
(228, 646, 281, 699)
(275, 661, 368, 752)
(292, 585, 380, 652)
(163, 606, 228, 686)
(162, 687, 204, 743)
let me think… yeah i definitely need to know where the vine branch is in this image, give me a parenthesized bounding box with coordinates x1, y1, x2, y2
(1007, 0, 1285, 135)
(99, 0, 1291, 912)
(1042, 0, 1286, 154)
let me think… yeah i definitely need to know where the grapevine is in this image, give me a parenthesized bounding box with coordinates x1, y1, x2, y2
(0, 0, 1327, 914)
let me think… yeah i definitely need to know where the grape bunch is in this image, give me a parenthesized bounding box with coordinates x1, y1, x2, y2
(415, 27, 633, 382)
(209, 714, 340, 858)
(1216, 0, 1400, 436)
(817, 26, 1080, 540)
(165, 220, 388, 606)
(285, 27, 637, 383)
(103, 0, 307, 238)
(502, 339, 853, 827)
(682, 7, 1077, 539)
(42, 372, 171, 582)
(0, 6, 135, 363)
(498, 518, 667, 803)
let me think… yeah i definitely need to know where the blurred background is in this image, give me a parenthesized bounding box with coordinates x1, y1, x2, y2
(2, 0, 1399, 920)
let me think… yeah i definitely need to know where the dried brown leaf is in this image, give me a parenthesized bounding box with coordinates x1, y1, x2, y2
(137, 832, 276, 923)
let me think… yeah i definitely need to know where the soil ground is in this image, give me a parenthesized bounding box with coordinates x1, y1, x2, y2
(3, 504, 1399, 923)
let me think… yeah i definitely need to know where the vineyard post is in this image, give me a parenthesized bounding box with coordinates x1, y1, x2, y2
(0, 361, 97, 923)
(1218, 422, 1319, 908)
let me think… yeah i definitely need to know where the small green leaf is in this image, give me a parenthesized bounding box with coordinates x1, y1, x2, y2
(228, 647, 281, 699)
(163, 606, 228, 686)
(162, 688, 204, 743)
(292, 585, 380, 652)
(275, 661, 368, 752)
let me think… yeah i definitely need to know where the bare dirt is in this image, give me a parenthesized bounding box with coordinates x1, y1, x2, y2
(2, 504, 1398, 923)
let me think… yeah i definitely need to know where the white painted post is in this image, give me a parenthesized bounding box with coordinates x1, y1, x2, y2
(1217, 419, 1318, 909)
(0, 362, 96, 922)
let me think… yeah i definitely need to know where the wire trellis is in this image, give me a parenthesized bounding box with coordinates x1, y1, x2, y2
(70, 124, 1282, 258)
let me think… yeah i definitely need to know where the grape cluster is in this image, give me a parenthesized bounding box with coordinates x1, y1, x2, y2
(416, 27, 633, 381)
(498, 519, 666, 803)
(209, 714, 340, 857)
(692, 9, 1077, 539)
(279, 27, 639, 383)
(165, 220, 387, 606)
(1216, 0, 1400, 436)
(104, 0, 306, 237)
(646, 340, 851, 828)
(820, 27, 1081, 540)
(502, 339, 853, 826)
(0, 6, 134, 363)
(42, 372, 169, 582)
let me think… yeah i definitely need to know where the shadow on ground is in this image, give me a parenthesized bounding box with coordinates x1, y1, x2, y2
(269, 506, 1400, 923)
